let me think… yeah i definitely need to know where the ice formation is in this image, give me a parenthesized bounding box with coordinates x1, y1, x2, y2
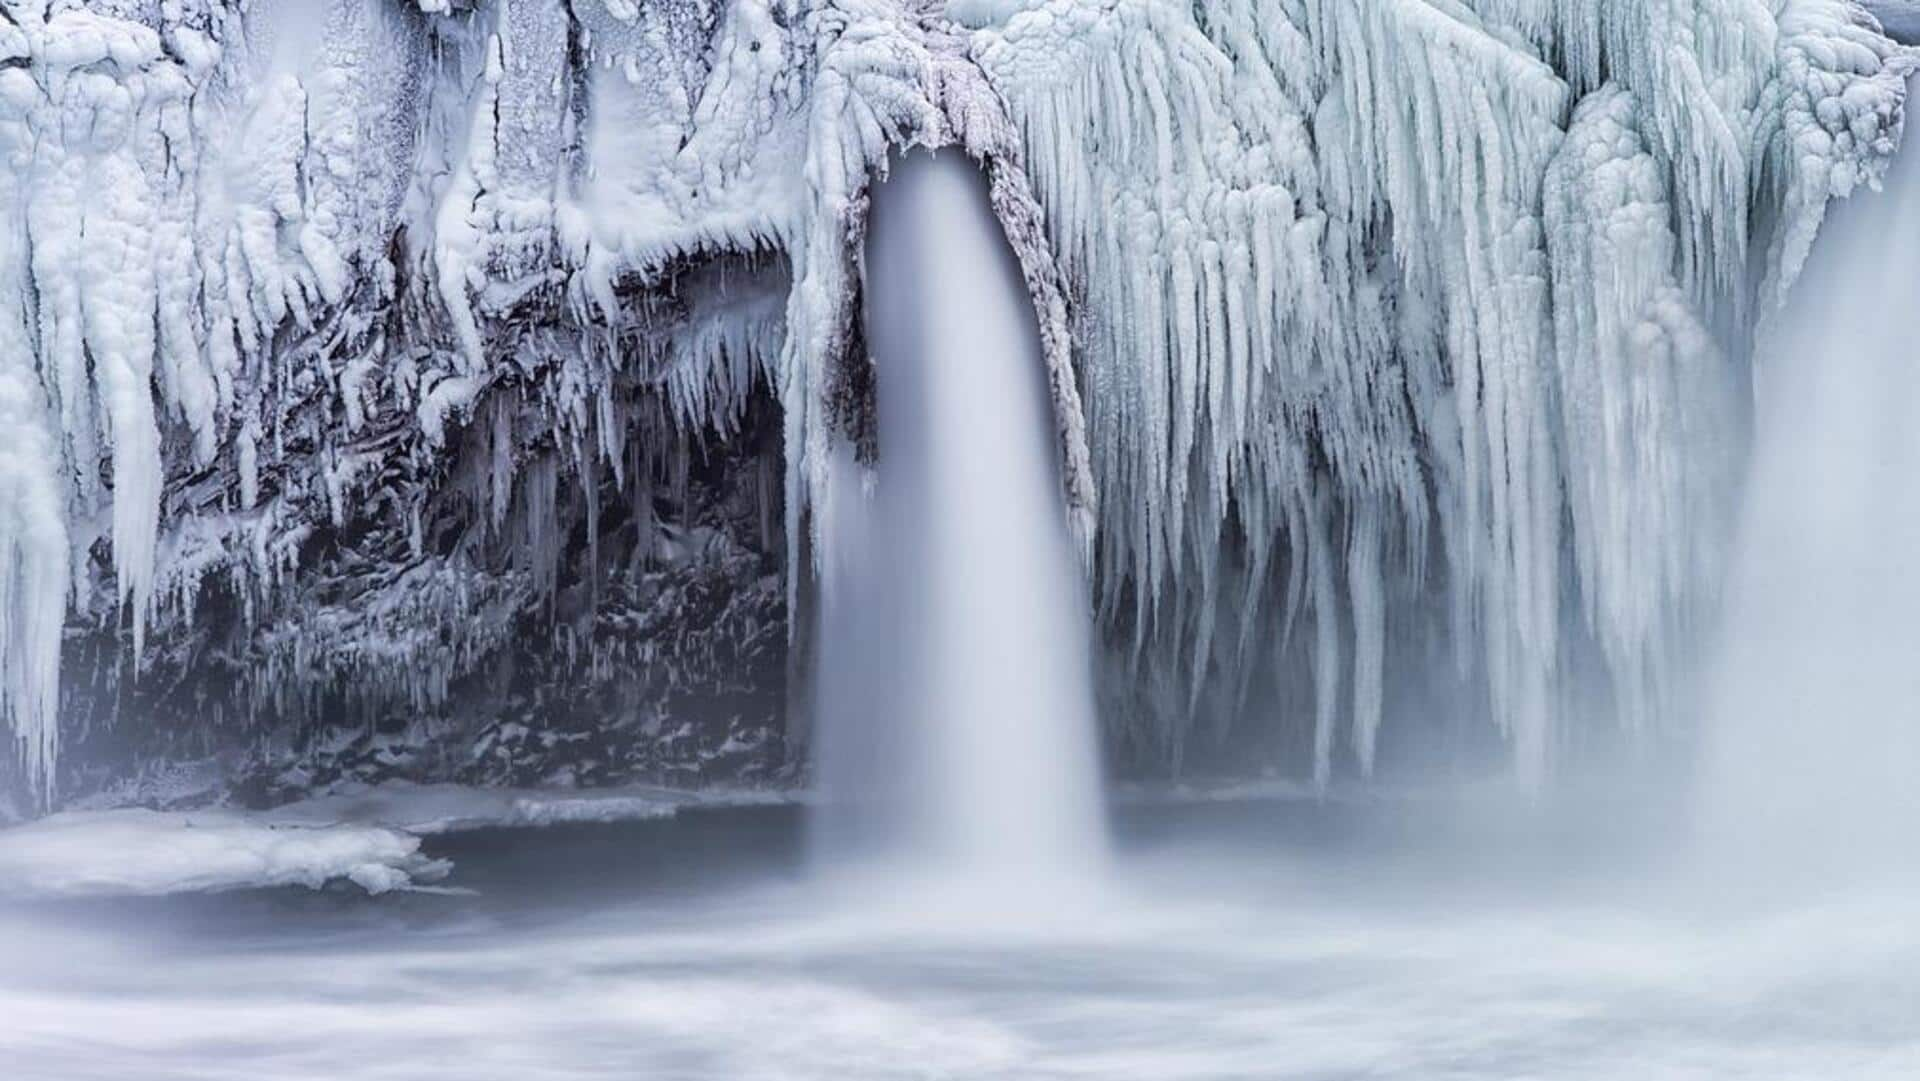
(0, 808, 450, 897)
(972, 0, 1911, 782)
(0, 0, 1910, 803)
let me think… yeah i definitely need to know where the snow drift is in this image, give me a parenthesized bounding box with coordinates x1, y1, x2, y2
(0, 809, 449, 897)
(0, 0, 1911, 805)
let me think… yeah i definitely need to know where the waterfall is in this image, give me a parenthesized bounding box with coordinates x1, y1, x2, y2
(1698, 133, 1920, 878)
(811, 150, 1107, 879)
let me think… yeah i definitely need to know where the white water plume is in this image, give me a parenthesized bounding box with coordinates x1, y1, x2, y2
(1698, 128, 1920, 880)
(811, 150, 1107, 881)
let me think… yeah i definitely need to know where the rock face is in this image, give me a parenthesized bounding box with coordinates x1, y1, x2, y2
(0, 1, 1911, 810)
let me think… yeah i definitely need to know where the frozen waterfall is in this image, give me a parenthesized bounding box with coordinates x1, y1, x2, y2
(1699, 126, 1920, 877)
(0, 0, 1913, 806)
(811, 150, 1107, 878)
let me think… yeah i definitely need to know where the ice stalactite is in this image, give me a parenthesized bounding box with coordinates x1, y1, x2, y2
(1544, 87, 1736, 734)
(0, 129, 69, 796)
(972, 0, 1911, 784)
(0, 1, 437, 795)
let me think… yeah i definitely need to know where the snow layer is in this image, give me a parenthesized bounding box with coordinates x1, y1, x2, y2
(0, 778, 782, 898)
(254, 779, 780, 834)
(0, 809, 450, 898)
(0, 1, 1912, 798)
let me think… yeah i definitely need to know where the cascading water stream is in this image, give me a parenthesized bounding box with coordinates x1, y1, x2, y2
(811, 150, 1107, 882)
(1698, 128, 1920, 880)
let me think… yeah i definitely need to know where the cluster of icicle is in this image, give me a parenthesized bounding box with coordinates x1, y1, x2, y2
(0, 0, 1909, 800)
(972, 0, 1912, 783)
(0, 0, 1081, 801)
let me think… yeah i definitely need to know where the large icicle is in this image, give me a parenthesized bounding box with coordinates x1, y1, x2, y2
(1544, 86, 1736, 732)
(0, 49, 70, 797)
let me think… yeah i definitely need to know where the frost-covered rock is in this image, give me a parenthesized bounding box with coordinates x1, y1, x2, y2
(0, 0, 1911, 805)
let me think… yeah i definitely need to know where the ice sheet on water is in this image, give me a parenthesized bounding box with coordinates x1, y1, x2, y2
(0, 809, 449, 899)
(257, 779, 785, 835)
(0, 779, 794, 898)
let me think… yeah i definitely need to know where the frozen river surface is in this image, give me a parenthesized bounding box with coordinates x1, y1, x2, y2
(2, 799, 1916, 1081)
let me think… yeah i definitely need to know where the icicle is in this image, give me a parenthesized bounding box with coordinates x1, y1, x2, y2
(0, 118, 69, 799)
(1347, 500, 1385, 777)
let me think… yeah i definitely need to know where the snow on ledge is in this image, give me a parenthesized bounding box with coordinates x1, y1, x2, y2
(255, 781, 719, 835)
(0, 811, 451, 900)
(0, 782, 796, 900)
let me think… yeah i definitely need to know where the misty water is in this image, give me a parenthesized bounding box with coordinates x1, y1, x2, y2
(3, 800, 1917, 1080)
(8, 108, 1920, 1081)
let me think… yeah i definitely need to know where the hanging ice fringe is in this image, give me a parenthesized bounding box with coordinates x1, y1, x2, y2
(0, 0, 1908, 798)
(973, 0, 1909, 785)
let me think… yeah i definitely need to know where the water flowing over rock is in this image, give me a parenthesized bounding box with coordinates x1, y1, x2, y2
(814, 149, 1106, 877)
(1699, 115, 1920, 879)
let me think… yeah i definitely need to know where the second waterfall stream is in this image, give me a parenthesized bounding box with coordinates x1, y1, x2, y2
(811, 150, 1108, 883)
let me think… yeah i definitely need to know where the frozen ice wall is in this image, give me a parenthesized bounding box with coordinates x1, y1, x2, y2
(813, 150, 1106, 875)
(0, 0, 1070, 805)
(968, 0, 1914, 785)
(0, 1, 1914, 805)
